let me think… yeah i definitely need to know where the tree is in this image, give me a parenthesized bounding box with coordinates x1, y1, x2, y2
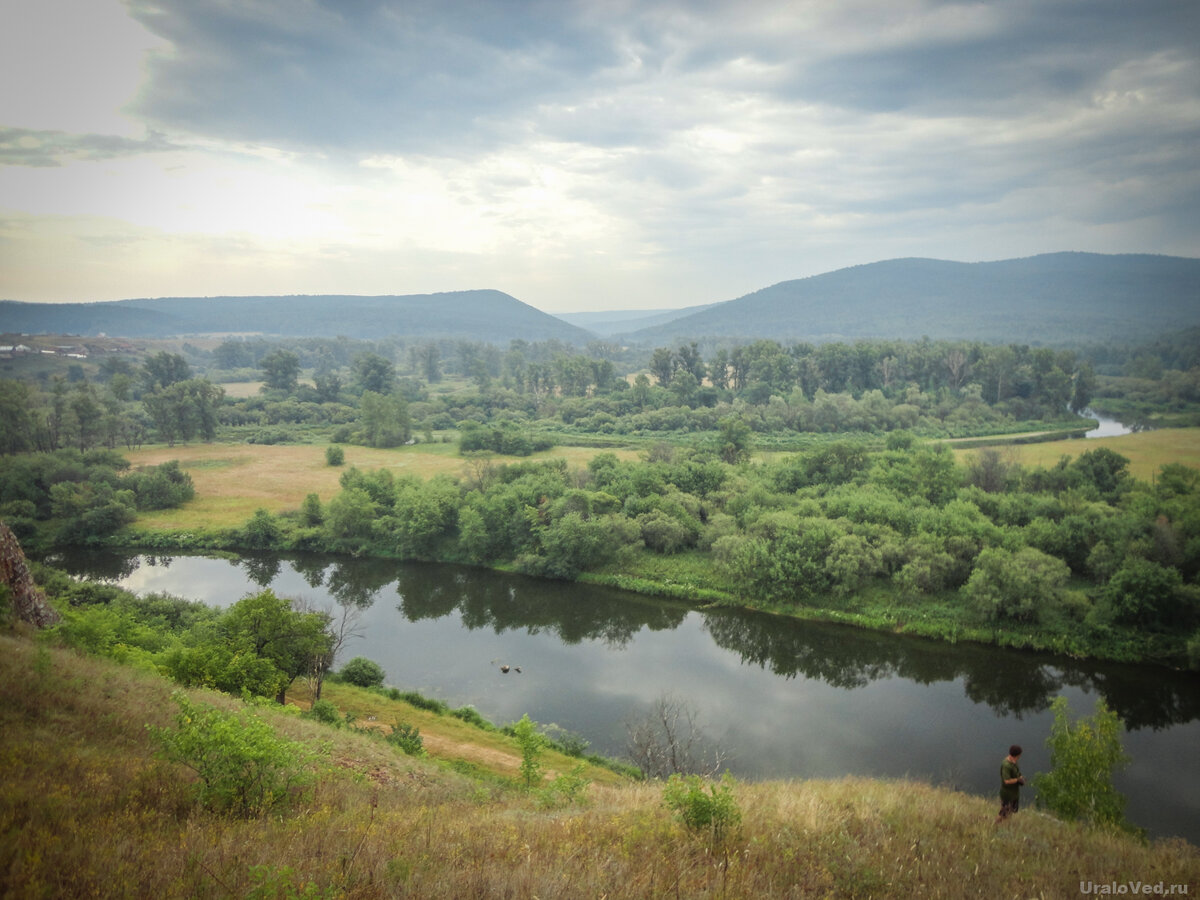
(339, 655, 385, 688)
(649, 347, 676, 386)
(963, 546, 1070, 624)
(260, 349, 300, 392)
(221, 590, 332, 703)
(1103, 558, 1189, 629)
(1033, 696, 1134, 832)
(141, 351, 191, 391)
(353, 352, 396, 395)
(715, 416, 753, 465)
(512, 714, 548, 789)
(358, 391, 410, 448)
(625, 693, 726, 779)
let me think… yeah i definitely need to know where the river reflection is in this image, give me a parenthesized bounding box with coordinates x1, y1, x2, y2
(53, 549, 1200, 843)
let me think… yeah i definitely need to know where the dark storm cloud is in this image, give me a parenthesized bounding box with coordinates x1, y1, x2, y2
(124, 0, 620, 154)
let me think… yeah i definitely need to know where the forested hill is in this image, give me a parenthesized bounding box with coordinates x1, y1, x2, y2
(0, 290, 592, 344)
(619, 252, 1200, 346)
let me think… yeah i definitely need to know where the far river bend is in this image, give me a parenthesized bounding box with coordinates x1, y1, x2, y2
(54, 550, 1200, 844)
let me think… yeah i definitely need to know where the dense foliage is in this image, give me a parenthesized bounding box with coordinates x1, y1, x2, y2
(0, 448, 194, 547)
(1033, 696, 1134, 833)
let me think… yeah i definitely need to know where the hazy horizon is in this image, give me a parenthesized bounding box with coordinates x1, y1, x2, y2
(2, 1, 1198, 313)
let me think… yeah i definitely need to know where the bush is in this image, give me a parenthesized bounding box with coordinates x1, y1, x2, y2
(385, 721, 425, 756)
(662, 772, 742, 840)
(325, 445, 345, 466)
(150, 692, 324, 817)
(303, 699, 343, 727)
(338, 656, 385, 688)
(1033, 696, 1135, 833)
(512, 714, 548, 789)
(397, 690, 448, 714)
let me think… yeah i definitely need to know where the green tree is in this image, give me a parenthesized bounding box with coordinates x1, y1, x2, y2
(1103, 558, 1189, 629)
(715, 416, 753, 465)
(141, 351, 191, 391)
(221, 590, 332, 704)
(511, 713, 548, 789)
(963, 546, 1070, 624)
(339, 656, 385, 688)
(352, 352, 397, 394)
(358, 391, 411, 448)
(1033, 696, 1134, 833)
(260, 349, 301, 392)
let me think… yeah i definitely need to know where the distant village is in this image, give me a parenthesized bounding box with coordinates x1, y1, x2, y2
(0, 335, 142, 361)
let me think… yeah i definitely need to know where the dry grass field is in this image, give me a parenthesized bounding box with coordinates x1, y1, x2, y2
(125, 442, 640, 531)
(952, 427, 1200, 482)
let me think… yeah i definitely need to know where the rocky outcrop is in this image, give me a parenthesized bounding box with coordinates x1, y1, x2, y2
(0, 521, 60, 627)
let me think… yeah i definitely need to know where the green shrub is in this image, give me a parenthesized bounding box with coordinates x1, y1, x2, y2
(150, 692, 324, 817)
(397, 691, 448, 714)
(663, 772, 742, 840)
(450, 705, 493, 730)
(303, 699, 343, 727)
(512, 714, 548, 789)
(535, 763, 591, 809)
(385, 721, 425, 756)
(1033, 696, 1135, 833)
(338, 656, 385, 689)
(325, 445, 345, 466)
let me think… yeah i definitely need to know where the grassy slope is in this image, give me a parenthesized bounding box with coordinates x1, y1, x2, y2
(2, 631, 1196, 899)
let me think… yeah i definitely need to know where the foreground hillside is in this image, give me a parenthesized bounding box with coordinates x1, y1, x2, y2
(2, 632, 1195, 899)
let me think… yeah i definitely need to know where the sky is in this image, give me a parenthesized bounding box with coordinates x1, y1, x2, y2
(1, 0, 1198, 313)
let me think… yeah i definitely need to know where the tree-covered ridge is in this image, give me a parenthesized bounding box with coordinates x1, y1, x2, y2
(620, 252, 1200, 345)
(0, 289, 592, 343)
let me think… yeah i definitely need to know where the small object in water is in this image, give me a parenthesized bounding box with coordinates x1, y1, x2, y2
(500, 664, 510, 673)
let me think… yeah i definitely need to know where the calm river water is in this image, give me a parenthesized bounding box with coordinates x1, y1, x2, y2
(56, 551, 1200, 844)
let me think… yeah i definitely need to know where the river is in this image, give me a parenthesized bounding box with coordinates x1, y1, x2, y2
(55, 550, 1200, 844)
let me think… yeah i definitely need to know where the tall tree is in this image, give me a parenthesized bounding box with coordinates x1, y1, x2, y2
(260, 349, 301, 392)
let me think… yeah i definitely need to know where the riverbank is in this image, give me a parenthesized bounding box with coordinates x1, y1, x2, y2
(83, 424, 1199, 672)
(3, 632, 1195, 898)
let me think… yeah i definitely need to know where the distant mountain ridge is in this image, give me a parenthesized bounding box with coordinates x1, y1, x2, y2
(617, 252, 1200, 346)
(0, 290, 592, 344)
(554, 303, 720, 337)
(3, 253, 1197, 346)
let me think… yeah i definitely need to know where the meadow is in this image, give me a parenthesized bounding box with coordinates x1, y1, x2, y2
(125, 427, 1200, 534)
(3, 631, 1196, 899)
(125, 442, 640, 532)
(950, 427, 1200, 483)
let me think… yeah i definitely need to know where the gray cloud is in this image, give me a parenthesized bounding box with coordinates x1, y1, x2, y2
(0, 127, 176, 167)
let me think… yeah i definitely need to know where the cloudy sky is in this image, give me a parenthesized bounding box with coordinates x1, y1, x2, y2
(2, 0, 1198, 312)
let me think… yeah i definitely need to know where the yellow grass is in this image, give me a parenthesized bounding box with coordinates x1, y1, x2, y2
(217, 380, 265, 398)
(126, 441, 639, 531)
(3, 633, 1197, 899)
(952, 427, 1200, 482)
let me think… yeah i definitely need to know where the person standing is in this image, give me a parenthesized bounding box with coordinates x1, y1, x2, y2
(996, 744, 1025, 823)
